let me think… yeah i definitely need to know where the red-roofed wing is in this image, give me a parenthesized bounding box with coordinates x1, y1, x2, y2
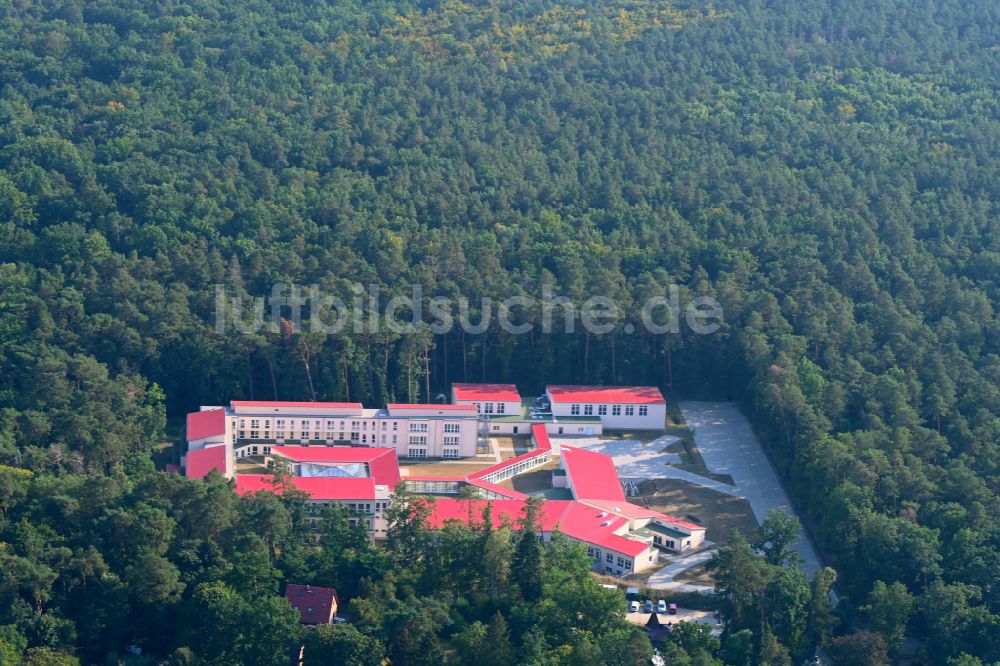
(186, 446, 228, 479)
(186, 408, 227, 441)
(560, 446, 627, 502)
(546, 385, 665, 405)
(451, 383, 521, 402)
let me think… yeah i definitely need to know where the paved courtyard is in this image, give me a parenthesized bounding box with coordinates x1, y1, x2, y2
(568, 434, 682, 478)
(679, 401, 822, 579)
(568, 403, 823, 587)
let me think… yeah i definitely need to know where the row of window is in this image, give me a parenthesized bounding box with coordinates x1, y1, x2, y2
(568, 404, 649, 417)
(239, 419, 464, 432)
(586, 546, 633, 573)
(404, 447, 459, 459)
(473, 402, 507, 414)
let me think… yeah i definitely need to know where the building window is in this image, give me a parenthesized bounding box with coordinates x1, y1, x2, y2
(625, 405, 635, 416)
(639, 405, 648, 416)
(251, 419, 259, 429)
(571, 404, 581, 415)
(444, 436, 460, 446)
(444, 423, 460, 433)
(583, 404, 593, 416)
(250, 430, 259, 439)
(381, 421, 387, 431)
(408, 448, 427, 458)
(598, 405, 607, 416)
(409, 423, 428, 433)
(409, 436, 428, 446)
(612, 405, 621, 416)
(484, 403, 494, 414)
(606, 553, 614, 563)
(497, 403, 506, 414)
(443, 449, 459, 459)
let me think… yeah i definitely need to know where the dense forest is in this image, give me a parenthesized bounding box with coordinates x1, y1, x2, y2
(0, 0, 999, 663)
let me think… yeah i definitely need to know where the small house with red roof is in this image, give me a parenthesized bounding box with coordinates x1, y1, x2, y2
(451, 383, 522, 418)
(285, 584, 339, 625)
(546, 385, 666, 430)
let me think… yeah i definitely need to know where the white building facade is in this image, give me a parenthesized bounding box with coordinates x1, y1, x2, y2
(546, 386, 667, 430)
(186, 401, 481, 470)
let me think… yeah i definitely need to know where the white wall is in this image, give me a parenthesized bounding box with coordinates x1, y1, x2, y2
(550, 402, 665, 430)
(229, 411, 478, 458)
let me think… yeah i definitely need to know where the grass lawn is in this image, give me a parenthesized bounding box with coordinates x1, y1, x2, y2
(500, 460, 560, 493)
(491, 435, 532, 460)
(633, 478, 758, 544)
(400, 460, 499, 476)
(235, 455, 270, 475)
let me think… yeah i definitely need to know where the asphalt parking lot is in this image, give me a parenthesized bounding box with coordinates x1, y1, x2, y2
(679, 402, 822, 579)
(625, 606, 722, 635)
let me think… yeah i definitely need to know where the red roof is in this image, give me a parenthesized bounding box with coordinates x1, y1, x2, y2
(269, 446, 401, 486)
(531, 423, 551, 450)
(186, 445, 228, 479)
(555, 502, 650, 557)
(427, 499, 569, 530)
(285, 584, 338, 625)
(582, 499, 705, 532)
(428, 499, 651, 558)
(560, 446, 627, 502)
(452, 383, 521, 402)
(546, 385, 666, 405)
(234, 474, 377, 500)
(231, 400, 363, 409)
(186, 408, 227, 441)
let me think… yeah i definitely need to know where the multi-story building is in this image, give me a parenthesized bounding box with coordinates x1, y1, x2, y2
(186, 412, 706, 576)
(183, 400, 482, 477)
(546, 385, 667, 430)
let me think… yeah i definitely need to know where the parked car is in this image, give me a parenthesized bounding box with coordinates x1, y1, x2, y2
(643, 599, 654, 613)
(668, 603, 678, 615)
(629, 600, 640, 613)
(657, 599, 667, 613)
